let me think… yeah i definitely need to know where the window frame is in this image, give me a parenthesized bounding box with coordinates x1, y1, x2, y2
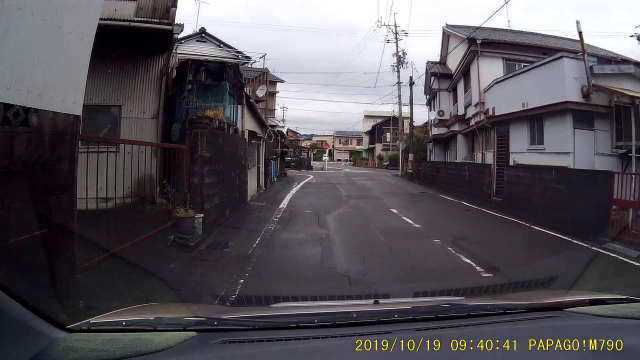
(528, 116, 545, 147)
(80, 104, 122, 150)
(613, 103, 637, 147)
(503, 59, 532, 75)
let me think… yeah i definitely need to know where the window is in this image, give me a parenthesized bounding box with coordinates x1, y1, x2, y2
(356, 138, 363, 146)
(572, 110, 595, 130)
(529, 116, 544, 146)
(614, 104, 640, 144)
(463, 71, 471, 93)
(452, 87, 458, 110)
(462, 71, 472, 108)
(81, 105, 121, 140)
(504, 59, 532, 75)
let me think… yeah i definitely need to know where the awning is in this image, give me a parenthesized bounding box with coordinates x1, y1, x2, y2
(429, 130, 459, 142)
(460, 119, 489, 134)
(593, 83, 640, 99)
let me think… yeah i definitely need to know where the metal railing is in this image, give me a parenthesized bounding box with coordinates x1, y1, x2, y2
(612, 172, 640, 209)
(77, 135, 189, 210)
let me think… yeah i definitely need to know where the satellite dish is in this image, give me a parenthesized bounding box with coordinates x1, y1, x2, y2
(256, 84, 267, 98)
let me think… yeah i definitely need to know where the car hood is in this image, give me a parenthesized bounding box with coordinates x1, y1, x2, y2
(71, 290, 632, 327)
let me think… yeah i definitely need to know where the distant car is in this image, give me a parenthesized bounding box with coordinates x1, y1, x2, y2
(322, 154, 329, 161)
(383, 162, 398, 170)
(284, 156, 297, 168)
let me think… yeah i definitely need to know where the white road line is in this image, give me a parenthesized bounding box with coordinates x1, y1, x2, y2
(438, 194, 640, 267)
(389, 208, 422, 228)
(248, 174, 314, 255)
(226, 174, 314, 305)
(446, 246, 494, 277)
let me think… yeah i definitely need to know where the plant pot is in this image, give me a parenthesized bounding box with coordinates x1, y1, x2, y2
(174, 215, 196, 238)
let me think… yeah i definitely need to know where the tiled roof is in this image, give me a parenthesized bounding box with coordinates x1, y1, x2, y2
(445, 24, 636, 62)
(426, 61, 452, 75)
(241, 69, 286, 83)
(334, 130, 362, 136)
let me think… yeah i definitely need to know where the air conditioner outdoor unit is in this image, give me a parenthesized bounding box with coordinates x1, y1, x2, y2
(435, 109, 447, 119)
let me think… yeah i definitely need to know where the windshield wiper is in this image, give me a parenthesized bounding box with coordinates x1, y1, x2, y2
(70, 316, 290, 331)
(69, 296, 640, 331)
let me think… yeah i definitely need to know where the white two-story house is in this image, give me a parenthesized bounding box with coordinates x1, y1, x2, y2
(425, 24, 640, 197)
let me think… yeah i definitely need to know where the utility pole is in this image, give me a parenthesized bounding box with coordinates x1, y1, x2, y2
(408, 74, 415, 172)
(380, 13, 408, 175)
(280, 105, 288, 126)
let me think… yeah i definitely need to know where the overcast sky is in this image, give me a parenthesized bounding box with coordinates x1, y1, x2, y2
(176, 0, 640, 134)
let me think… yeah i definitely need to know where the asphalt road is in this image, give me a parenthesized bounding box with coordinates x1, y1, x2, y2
(70, 162, 640, 322)
(204, 163, 640, 305)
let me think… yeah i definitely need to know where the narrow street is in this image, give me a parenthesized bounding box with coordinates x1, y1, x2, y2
(185, 163, 640, 305)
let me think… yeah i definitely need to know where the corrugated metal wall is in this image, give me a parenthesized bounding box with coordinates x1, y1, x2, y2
(135, 0, 176, 22)
(78, 28, 171, 209)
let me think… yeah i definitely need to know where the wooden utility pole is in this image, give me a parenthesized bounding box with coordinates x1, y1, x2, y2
(392, 13, 404, 175)
(380, 13, 407, 175)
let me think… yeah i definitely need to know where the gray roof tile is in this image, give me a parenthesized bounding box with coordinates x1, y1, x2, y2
(445, 24, 636, 62)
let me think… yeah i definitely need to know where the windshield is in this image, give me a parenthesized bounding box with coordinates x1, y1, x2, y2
(2, 0, 640, 329)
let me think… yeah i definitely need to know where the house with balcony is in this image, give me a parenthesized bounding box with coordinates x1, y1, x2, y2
(241, 68, 285, 124)
(362, 110, 409, 159)
(364, 116, 401, 166)
(421, 24, 640, 239)
(425, 25, 640, 196)
(333, 131, 364, 162)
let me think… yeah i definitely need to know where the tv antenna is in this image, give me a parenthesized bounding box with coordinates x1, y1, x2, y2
(194, 0, 209, 32)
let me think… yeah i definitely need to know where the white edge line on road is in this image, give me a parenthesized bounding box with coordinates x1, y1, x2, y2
(226, 174, 314, 304)
(438, 194, 640, 267)
(446, 246, 494, 277)
(389, 208, 422, 228)
(248, 174, 314, 255)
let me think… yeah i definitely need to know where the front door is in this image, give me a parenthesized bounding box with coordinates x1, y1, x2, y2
(574, 129, 595, 169)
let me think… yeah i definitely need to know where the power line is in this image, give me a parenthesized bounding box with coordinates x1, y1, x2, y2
(279, 88, 393, 96)
(279, 96, 398, 105)
(287, 107, 367, 114)
(283, 82, 394, 88)
(446, 0, 512, 57)
(374, 0, 395, 87)
(273, 70, 393, 74)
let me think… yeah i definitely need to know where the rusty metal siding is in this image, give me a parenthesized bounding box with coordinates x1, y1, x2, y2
(101, 0, 137, 20)
(83, 44, 168, 142)
(101, 0, 176, 23)
(135, 0, 176, 22)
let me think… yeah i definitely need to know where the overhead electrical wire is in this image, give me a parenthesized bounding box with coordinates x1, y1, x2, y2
(279, 96, 398, 105)
(445, 0, 512, 57)
(374, 0, 395, 87)
(283, 82, 394, 88)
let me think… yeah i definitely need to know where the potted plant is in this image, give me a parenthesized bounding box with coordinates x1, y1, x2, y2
(172, 207, 203, 246)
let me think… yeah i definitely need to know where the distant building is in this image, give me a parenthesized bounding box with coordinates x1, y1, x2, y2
(362, 110, 409, 158)
(241, 68, 285, 124)
(333, 130, 364, 162)
(364, 117, 400, 165)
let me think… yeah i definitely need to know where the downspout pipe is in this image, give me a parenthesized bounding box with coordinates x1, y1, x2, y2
(476, 40, 485, 163)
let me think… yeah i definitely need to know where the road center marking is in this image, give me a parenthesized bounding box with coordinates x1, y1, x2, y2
(389, 208, 422, 228)
(438, 194, 640, 267)
(446, 246, 494, 277)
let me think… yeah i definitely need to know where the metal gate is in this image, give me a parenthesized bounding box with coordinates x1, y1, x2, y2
(493, 125, 509, 199)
